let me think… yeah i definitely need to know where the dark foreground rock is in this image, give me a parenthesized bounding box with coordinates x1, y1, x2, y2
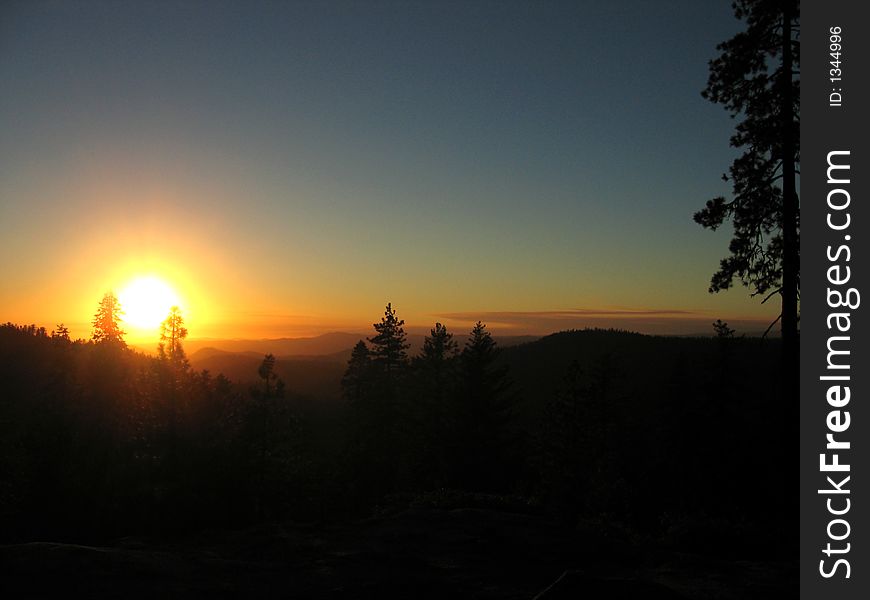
(0, 508, 796, 599)
(533, 570, 688, 599)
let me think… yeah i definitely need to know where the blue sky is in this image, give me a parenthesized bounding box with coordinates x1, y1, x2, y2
(0, 1, 778, 338)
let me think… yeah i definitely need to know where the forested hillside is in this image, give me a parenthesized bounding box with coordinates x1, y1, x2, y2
(1, 315, 788, 557)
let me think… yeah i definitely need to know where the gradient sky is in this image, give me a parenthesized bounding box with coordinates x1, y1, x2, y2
(0, 0, 779, 341)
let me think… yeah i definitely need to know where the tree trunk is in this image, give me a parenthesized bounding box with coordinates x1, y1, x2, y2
(780, 2, 799, 393)
(779, 1, 799, 541)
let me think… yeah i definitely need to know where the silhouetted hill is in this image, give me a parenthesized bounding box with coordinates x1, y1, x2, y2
(499, 328, 780, 416)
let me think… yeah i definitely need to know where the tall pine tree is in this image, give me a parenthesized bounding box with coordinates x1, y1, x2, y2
(342, 341, 372, 404)
(694, 0, 799, 383)
(453, 321, 513, 491)
(367, 302, 409, 384)
(415, 322, 458, 397)
(409, 323, 459, 487)
(158, 306, 189, 369)
(91, 292, 125, 347)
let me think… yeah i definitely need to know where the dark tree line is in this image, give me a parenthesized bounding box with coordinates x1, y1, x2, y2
(1, 295, 790, 559)
(0, 294, 315, 540)
(335, 305, 788, 557)
(341, 304, 514, 507)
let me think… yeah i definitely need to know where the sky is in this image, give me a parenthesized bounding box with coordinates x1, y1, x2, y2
(0, 0, 780, 341)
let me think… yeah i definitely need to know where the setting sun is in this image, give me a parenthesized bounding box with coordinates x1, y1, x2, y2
(118, 276, 182, 332)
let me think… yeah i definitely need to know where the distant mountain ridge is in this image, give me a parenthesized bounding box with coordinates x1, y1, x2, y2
(161, 331, 541, 359)
(181, 331, 540, 401)
(179, 329, 780, 419)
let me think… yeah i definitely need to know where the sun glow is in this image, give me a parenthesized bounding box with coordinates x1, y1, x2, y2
(118, 276, 183, 332)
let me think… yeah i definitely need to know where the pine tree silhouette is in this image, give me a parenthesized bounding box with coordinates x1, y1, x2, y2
(91, 292, 125, 346)
(367, 302, 409, 383)
(158, 306, 189, 369)
(694, 0, 799, 373)
(342, 340, 372, 403)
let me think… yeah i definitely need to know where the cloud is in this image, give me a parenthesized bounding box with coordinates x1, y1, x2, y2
(430, 308, 772, 336)
(436, 308, 697, 319)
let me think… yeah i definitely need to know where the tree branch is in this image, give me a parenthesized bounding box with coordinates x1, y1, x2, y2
(760, 287, 783, 305)
(762, 313, 783, 339)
